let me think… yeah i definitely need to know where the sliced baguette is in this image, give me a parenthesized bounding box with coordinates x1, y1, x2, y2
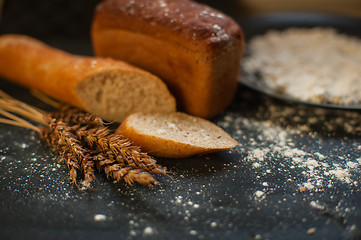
(0, 34, 176, 122)
(116, 112, 237, 158)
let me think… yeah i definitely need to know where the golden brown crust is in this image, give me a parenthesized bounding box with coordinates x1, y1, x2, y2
(0, 34, 176, 121)
(92, 0, 244, 119)
(93, 0, 243, 55)
(0, 34, 138, 108)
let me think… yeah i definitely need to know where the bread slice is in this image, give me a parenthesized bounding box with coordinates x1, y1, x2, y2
(116, 112, 237, 158)
(0, 34, 176, 122)
(91, 0, 244, 119)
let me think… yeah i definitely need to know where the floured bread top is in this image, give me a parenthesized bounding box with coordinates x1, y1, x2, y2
(94, 0, 243, 49)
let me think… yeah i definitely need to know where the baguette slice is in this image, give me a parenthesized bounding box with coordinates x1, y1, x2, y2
(117, 112, 237, 158)
(0, 34, 176, 122)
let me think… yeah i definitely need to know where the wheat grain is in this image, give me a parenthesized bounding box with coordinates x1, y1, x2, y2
(0, 90, 169, 188)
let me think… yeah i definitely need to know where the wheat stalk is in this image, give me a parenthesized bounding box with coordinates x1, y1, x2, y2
(0, 90, 168, 188)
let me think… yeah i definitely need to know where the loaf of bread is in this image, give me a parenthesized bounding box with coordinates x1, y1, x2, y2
(91, 0, 244, 119)
(117, 112, 237, 158)
(0, 34, 176, 122)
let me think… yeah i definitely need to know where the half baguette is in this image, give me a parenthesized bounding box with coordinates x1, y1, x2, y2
(0, 34, 176, 122)
(117, 112, 237, 158)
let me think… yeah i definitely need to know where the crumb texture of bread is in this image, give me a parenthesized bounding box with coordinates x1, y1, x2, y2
(117, 112, 237, 158)
(77, 70, 176, 121)
(0, 34, 176, 122)
(92, 0, 244, 119)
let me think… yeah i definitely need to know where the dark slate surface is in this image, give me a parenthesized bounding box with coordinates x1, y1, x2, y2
(1, 1, 361, 240)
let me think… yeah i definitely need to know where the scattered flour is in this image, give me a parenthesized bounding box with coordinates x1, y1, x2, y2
(94, 214, 107, 221)
(219, 97, 361, 197)
(143, 226, 155, 236)
(254, 190, 265, 200)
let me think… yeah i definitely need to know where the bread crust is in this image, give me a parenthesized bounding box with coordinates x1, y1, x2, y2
(92, 0, 244, 118)
(93, 0, 242, 53)
(0, 34, 176, 121)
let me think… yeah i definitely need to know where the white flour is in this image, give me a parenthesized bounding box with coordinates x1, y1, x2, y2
(219, 98, 361, 197)
(243, 28, 361, 106)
